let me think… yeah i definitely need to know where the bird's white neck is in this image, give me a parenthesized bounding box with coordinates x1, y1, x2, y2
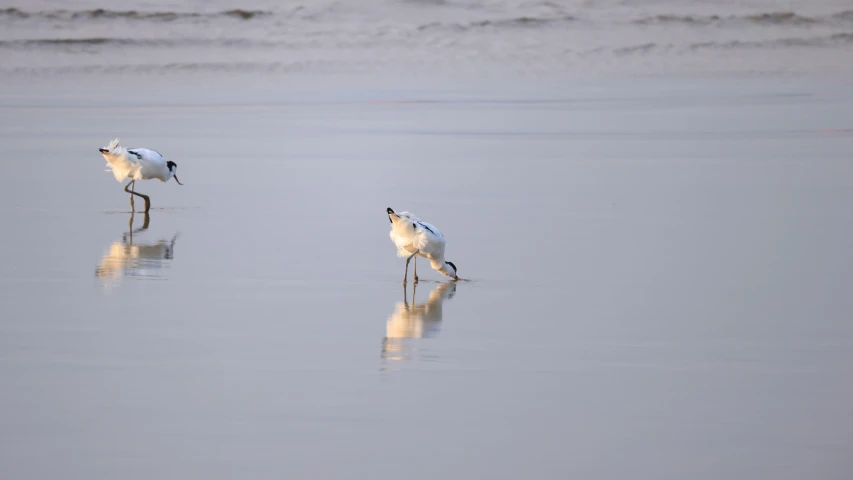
(431, 259, 456, 278)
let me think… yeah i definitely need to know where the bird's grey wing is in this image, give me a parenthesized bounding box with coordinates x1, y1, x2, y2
(418, 222, 445, 242)
(128, 148, 166, 167)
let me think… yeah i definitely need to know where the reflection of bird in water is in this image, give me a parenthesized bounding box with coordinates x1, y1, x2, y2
(98, 138, 183, 213)
(381, 281, 457, 362)
(95, 211, 178, 284)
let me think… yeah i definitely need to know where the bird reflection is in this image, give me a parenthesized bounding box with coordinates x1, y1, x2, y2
(95, 211, 178, 285)
(381, 281, 457, 363)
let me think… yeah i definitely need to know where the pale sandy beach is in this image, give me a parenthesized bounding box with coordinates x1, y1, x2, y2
(1, 1, 853, 478)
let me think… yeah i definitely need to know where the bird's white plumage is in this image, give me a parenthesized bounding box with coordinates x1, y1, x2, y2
(389, 211, 445, 257)
(388, 208, 457, 279)
(100, 138, 173, 182)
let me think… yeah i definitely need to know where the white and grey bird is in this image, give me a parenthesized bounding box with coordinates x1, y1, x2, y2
(387, 207, 458, 284)
(99, 138, 183, 213)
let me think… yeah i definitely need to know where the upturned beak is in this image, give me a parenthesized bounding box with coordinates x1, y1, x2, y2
(99, 148, 108, 153)
(173, 175, 183, 185)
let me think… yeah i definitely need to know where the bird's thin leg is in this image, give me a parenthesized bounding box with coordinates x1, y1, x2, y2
(403, 250, 419, 285)
(411, 281, 417, 304)
(413, 257, 419, 284)
(124, 180, 151, 213)
(127, 180, 135, 211)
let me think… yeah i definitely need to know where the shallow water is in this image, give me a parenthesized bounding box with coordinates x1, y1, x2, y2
(1, 77, 853, 478)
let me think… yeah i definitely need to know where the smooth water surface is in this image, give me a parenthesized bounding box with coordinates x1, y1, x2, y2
(1, 78, 853, 478)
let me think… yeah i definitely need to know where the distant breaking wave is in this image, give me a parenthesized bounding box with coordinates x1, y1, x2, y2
(633, 10, 853, 26)
(418, 14, 575, 31)
(0, 7, 270, 21)
(4, 6, 852, 29)
(689, 33, 853, 49)
(4, 31, 852, 53)
(0, 60, 335, 76)
(611, 33, 853, 55)
(0, 37, 276, 48)
(5, 32, 850, 58)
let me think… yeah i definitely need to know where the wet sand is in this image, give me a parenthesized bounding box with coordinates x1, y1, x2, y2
(1, 77, 853, 478)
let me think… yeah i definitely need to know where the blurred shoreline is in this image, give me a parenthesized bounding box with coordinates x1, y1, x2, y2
(2, 1, 852, 83)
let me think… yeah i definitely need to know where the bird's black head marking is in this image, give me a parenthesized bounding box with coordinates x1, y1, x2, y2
(446, 261, 457, 274)
(166, 160, 177, 171)
(413, 222, 417, 229)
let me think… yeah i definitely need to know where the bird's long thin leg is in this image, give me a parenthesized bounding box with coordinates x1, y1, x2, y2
(403, 250, 419, 285)
(124, 180, 151, 213)
(413, 257, 419, 284)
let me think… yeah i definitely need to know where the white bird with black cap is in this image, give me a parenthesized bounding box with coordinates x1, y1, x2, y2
(99, 138, 183, 213)
(387, 207, 458, 284)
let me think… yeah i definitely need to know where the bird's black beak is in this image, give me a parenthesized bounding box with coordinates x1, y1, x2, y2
(173, 175, 183, 185)
(99, 148, 109, 153)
